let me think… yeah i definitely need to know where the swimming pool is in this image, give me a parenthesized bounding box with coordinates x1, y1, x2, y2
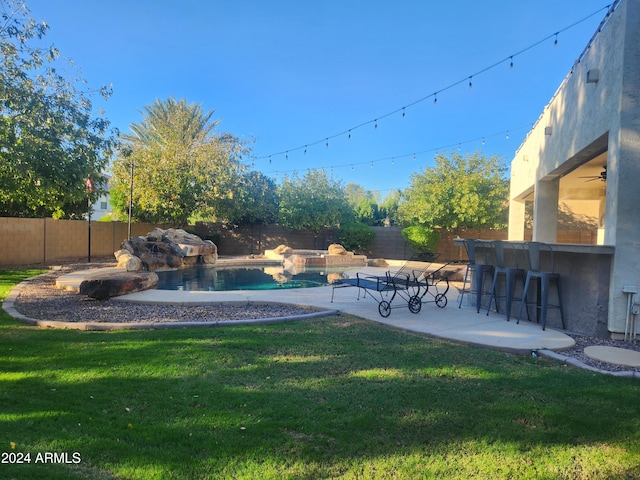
(155, 266, 346, 291)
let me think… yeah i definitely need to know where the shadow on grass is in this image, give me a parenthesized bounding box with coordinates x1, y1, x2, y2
(1, 315, 639, 478)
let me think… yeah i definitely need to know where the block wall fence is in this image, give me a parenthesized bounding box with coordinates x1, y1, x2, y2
(0, 217, 598, 266)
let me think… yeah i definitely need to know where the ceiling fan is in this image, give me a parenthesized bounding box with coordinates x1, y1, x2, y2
(579, 165, 607, 182)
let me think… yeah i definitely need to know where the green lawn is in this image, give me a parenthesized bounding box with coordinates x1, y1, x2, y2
(1, 269, 639, 479)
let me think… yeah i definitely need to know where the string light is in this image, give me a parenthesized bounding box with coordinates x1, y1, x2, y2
(509, 56, 514, 69)
(260, 125, 528, 178)
(254, 4, 614, 162)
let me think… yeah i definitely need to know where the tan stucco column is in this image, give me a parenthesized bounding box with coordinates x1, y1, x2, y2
(532, 178, 559, 242)
(507, 199, 526, 240)
(604, 0, 640, 336)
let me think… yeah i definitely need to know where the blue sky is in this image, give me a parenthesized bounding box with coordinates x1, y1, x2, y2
(25, 0, 611, 197)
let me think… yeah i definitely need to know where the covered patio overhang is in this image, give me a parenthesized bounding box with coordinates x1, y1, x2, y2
(506, 0, 640, 339)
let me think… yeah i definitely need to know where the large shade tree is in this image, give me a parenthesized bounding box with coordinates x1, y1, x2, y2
(215, 170, 279, 225)
(278, 169, 353, 236)
(0, 0, 116, 218)
(110, 97, 249, 227)
(399, 151, 509, 250)
(345, 183, 382, 225)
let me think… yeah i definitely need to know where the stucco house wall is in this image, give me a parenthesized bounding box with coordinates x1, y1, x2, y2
(508, 0, 640, 337)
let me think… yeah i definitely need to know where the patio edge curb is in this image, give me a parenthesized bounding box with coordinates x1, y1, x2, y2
(2, 277, 340, 331)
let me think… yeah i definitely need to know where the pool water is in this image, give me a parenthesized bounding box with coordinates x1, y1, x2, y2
(155, 266, 343, 291)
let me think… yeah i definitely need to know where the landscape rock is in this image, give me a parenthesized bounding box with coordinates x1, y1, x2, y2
(117, 228, 217, 271)
(274, 244, 294, 255)
(368, 258, 389, 268)
(79, 271, 159, 300)
(328, 244, 348, 255)
(115, 252, 144, 271)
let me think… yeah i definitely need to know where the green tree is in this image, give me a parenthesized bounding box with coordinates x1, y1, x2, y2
(379, 190, 401, 225)
(345, 183, 382, 225)
(0, 0, 116, 218)
(278, 169, 353, 239)
(337, 222, 376, 253)
(353, 198, 379, 225)
(399, 151, 508, 248)
(110, 97, 249, 227)
(215, 170, 279, 225)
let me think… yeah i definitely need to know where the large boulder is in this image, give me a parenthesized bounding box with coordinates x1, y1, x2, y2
(328, 244, 348, 255)
(79, 271, 159, 300)
(273, 244, 294, 255)
(116, 228, 217, 271)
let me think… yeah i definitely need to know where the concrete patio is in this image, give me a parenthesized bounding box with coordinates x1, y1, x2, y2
(55, 265, 577, 353)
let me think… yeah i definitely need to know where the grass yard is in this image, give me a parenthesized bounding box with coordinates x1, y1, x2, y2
(1, 269, 639, 479)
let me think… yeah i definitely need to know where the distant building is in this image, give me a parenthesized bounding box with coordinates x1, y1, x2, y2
(88, 174, 113, 221)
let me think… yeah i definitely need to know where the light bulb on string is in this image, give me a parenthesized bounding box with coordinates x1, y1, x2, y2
(468, 76, 473, 89)
(509, 56, 514, 69)
(325, 138, 329, 148)
(506, 131, 510, 139)
(351, 164, 354, 171)
(402, 108, 406, 118)
(348, 130, 352, 140)
(370, 161, 374, 168)
(554, 33, 558, 47)
(433, 94, 438, 105)
(269, 156, 272, 164)
(285, 152, 288, 161)
(413, 154, 416, 161)
(482, 137, 485, 145)
(391, 157, 395, 165)
(304, 146, 307, 155)
(374, 119, 378, 129)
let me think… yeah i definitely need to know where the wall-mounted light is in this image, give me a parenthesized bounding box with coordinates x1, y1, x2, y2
(545, 126, 553, 136)
(587, 68, 600, 84)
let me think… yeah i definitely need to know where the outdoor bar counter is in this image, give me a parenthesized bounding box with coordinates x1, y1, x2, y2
(453, 239, 615, 337)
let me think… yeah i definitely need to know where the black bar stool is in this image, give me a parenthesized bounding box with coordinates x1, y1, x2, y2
(485, 240, 526, 322)
(517, 242, 565, 331)
(458, 239, 494, 313)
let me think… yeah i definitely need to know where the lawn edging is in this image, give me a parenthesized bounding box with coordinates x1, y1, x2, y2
(2, 277, 340, 331)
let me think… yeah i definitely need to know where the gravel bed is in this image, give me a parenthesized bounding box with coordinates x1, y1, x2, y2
(11, 263, 322, 324)
(551, 333, 640, 374)
(7, 263, 640, 374)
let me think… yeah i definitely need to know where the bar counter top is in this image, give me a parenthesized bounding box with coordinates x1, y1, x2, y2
(453, 238, 614, 255)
